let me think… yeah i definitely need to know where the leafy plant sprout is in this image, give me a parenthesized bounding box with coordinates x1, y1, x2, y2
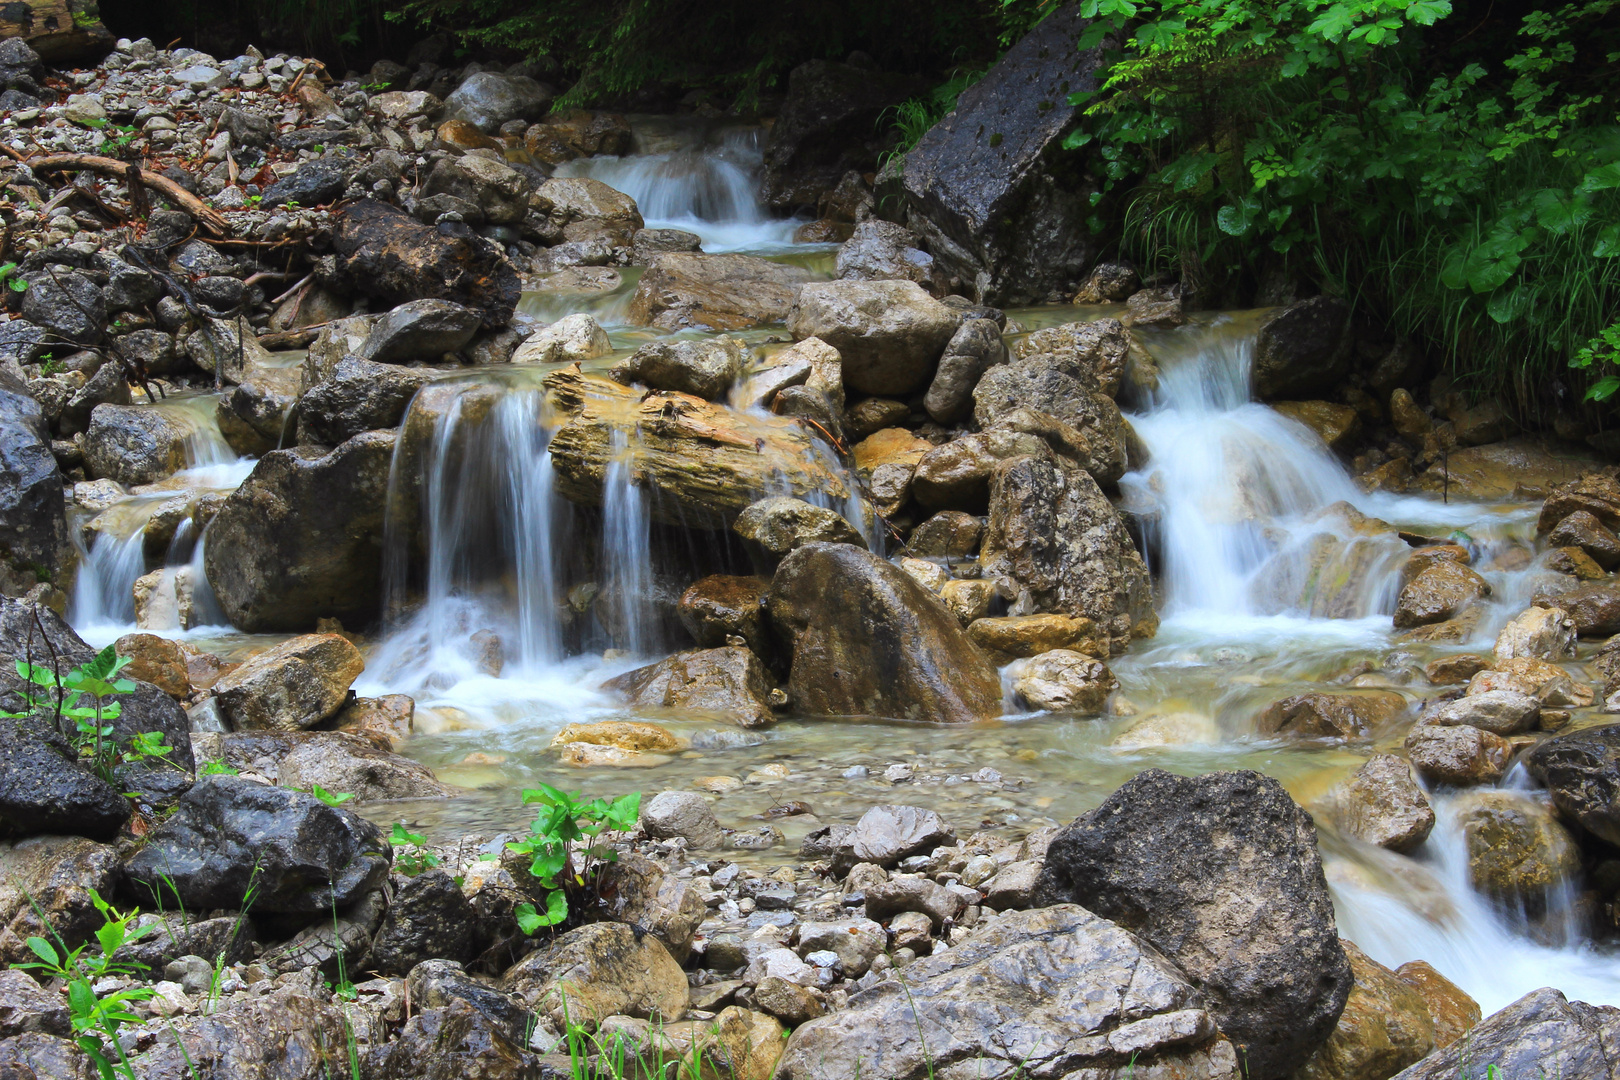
(505, 785, 641, 933)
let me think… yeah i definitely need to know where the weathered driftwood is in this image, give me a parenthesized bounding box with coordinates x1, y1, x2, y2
(0, 0, 113, 62)
(26, 154, 231, 235)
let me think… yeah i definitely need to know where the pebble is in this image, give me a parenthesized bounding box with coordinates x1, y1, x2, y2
(884, 763, 915, 783)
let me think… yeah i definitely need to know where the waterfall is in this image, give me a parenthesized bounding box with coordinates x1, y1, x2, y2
(599, 426, 654, 656)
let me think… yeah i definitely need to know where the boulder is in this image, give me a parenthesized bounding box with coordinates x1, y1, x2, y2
(1328, 754, 1435, 853)
(20, 269, 104, 347)
(0, 716, 129, 840)
(1524, 724, 1620, 845)
(1387, 987, 1620, 1080)
(444, 71, 552, 132)
(123, 775, 390, 915)
(407, 959, 542, 1048)
(511, 313, 612, 364)
(211, 633, 363, 732)
(128, 976, 353, 1080)
(502, 921, 687, 1031)
(638, 790, 724, 850)
(835, 220, 940, 291)
(1531, 580, 1620, 637)
(204, 430, 395, 632)
(1393, 963, 1481, 1050)
(1494, 604, 1577, 661)
(1547, 509, 1620, 568)
(677, 575, 771, 656)
(356, 299, 481, 363)
(597, 851, 707, 965)
(898, 5, 1102, 305)
(1455, 790, 1580, 907)
(82, 404, 194, 486)
(1404, 723, 1511, 786)
(966, 613, 1107, 661)
(1424, 689, 1539, 735)
(1539, 470, 1620, 533)
(186, 314, 280, 384)
(295, 357, 441, 446)
(1296, 941, 1438, 1080)
(260, 158, 349, 209)
(421, 155, 532, 226)
(1273, 400, 1363, 451)
(114, 632, 192, 699)
(1253, 691, 1407, 740)
(1252, 296, 1352, 400)
(369, 870, 478, 975)
(973, 355, 1129, 486)
(923, 317, 1008, 424)
(1415, 438, 1604, 501)
(362, 998, 535, 1080)
(1009, 650, 1117, 712)
(761, 60, 923, 211)
(775, 905, 1239, 1080)
(193, 730, 453, 802)
(0, 835, 119, 964)
(910, 428, 1054, 512)
(0, 967, 68, 1037)
(850, 805, 955, 868)
(905, 510, 983, 559)
(216, 376, 296, 458)
(610, 336, 746, 401)
(767, 542, 1002, 723)
(980, 456, 1156, 653)
(0, 385, 67, 584)
(1392, 562, 1490, 629)
(627, 252, 816, 333)
(788, 280, 957, 396)
(331, 200, 520, 329)
(602, 647, 774, 728)
(533, 176, 644, 247)
(1033, 769, 1352, 1080)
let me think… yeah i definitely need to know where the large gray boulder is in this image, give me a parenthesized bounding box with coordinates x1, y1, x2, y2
(1034, 769, 1353, 1080)
(0, 383, 67, 588)
(1390, 987, 1620, 1079)
(83, 404, 194, 486)
(629, 252, 814, 332)
(900, 4, 1102, 305)
(609, 337, 746, 401)
(973, 352, 1129, 486)
(0, 716, 129, 840)
(295, 357, 442, 446)
(420, 156, 533, 226)
(356, 299, 481, 364)
(766, 542, 1002, 723)
(203, 430, 395, 632)
(443, 71, 552, 133)
(1524, 723, 1620, 845)
(788, 279, 958, 396)
(775, 905, 1241, 1080)
(1252, 296, 1352, 400)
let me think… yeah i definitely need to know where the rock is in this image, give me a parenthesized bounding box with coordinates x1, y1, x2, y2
(1254, 691, 1407, 740)
(1424, 689, 1539, 735)
(835, 220, 940, 291)
(82, 404, 194, 486)
(1252, 296, 1351, 400)
(295, 357, 441, 446)
(59, 362, 132, 438)
(973, 356, 1128, 486)
(1329, 754, 1435, 853)
(939, 579, 996, 625)
(1547, 509, 1620, 568)
(1387, 987, 1619, 1080)
(796, 918, 885, 978)
(761, 60, 922, 211)
(610, 337, 746, 401)
(631, 227, 702, 262)
(545, 370, 851, 529)
(363, 999, 535, 1080)
(1010, 650, 1117, 712)
(732, 496, 865, 560)
(1075, 262, 1140, 304)
(21, 270, 104, 347)
(767, 543, 1002, 723)
(1392, 561, 1490, 629)
(633, 790, 723, 851)
(1416, 438, 1604, 501)
(1455, 790, 1580, 907)
(369, 870, 477, 975)
(1122, 285, 1186, 328)
(598, 851, 706, 964)
(850, 804, 955, 868)
(980, 456, 1156, 653)
(1467, 656, 1590, 707)
(966, 613, 1107, 661)
(603, 647, 774, 729)
(502, 921, 687, 1031)
(114, 632, 191, 699)
(552, 721, 678, 755)
(0, 835, 119, 965)
(407, 959, 542, 1048)
(211, 634, 364, 731)
(196, 730, 452, 802)
(923, 318, 1008, 424)
(788, 280, 957, 396)
(1404, 723, 1511, 786)
(1296, 941, 1437, 1080)
(356, 299, 481, 363)
(204, 430, 395, 632)
(1524, 724, 1620, 845)
(1015, 318, 1132, 398)
(1531, 580, 1620, 637)
(332, 200, 520, 329)
(215, 375, 296, 458)
(422, 154, 532, 225)
(1273, 400, 1363, 451)
(1539, 470, 1620, 533)
(1549, 545, 1608, 580)
(0, 385, 67, 583)
(533, 176, 644, 246)
(126, 975, 351, 1080)
(444, 71, 552, 132)
(0, 967, 68, 1037)
(1033, 769, 1352, 1080)
(1495, 604, 1577, 661)
(511, 314, 612, 364)
(753, 976, 823, 1025)
(124, 775, 389, 915)
(1425, 654, 1488, 685)
(0, 713, 127, 841)
(775, 905, 1239, 1080)
(677, 575, 771, 656)
(898, 6, 1102, 305)
(905, 511, 983, 559)
(1394, 962, 1480, 1049)
(260, 159, 349, 208)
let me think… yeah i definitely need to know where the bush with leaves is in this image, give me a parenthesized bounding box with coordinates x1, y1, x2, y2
(505, 784, 641, 933)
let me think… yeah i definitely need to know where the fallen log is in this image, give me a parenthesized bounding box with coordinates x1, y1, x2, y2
(25, 154, 230, 235)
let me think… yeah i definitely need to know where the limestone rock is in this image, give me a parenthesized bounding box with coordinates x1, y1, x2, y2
(638, 791, 724, 850)
(502, 921, 687, 1031)
(1424, 689, 1539, 735)
(1494, 604, 1577, 661)
(82, 404, 193, 486)
(1404, 723, 1511, 786)
(295, 357, 442, 446)
(966, 613, 1107, 661)
(1455, 790, 1580, 907)
(356, 298, 481, 363)
(629, 253, 813, 332)
(602, 647, 774, 728)
(788, 280, 958, 397)
(1010, 650, 1117, 712)
(1524, 723, 1620, 845)
(1393, 561, 1490, 629)
(1329, 754, 1435, 853)
(1387, 987, 1620, 1080)
(1296, 941, 1437, 1080)
(211, 634, 364, 732)
(973, 355, 1129, 486)
(677, 575, 771, 656)
(511, 313, 611, 364)
(1252, 296, 1351, 400)
(1254, 692, 1407, 740)
(610, 336, 746, 401)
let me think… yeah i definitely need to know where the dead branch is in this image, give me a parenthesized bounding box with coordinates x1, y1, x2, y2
(26, 154, 230, 235)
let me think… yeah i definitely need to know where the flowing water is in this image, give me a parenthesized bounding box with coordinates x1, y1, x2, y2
(64, 127, 1620, 1016)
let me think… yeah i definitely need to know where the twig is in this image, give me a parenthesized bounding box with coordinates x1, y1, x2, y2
(269, 272, 312, 305)
(25, 154, 229, 235)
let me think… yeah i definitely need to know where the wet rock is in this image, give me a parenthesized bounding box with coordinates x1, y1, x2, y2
(844, 397, 909, 441)
(637, 790, 723, 849)
(502, 920, 687, 1031)
(776, 905, 1238, 1080)
(1425, 689, 1539, 735)
(897, 6, 1102, 306)
(1329, 754, 1435, 853)
(212, 633, 364, 731)
(1524, 723, 1620, 845)
(196, 730, 452, 802)
(1009, 650, 1117, 712)
(0, 835, 119, 964)
(973, 355, 1128, 486)
(603, 647, 774, 729)
(369, 869, 478, 976)
(363, 998, 536, 1080)
(114, 629, 200, 695)
(1549, 545, 1607, 580)
(0, 715, 127, 840)
(1494, 604, 1577, 661)
(533, 176, 644, 247)
(296, 357, 441, 446)
(1394, 962, 1480, 1049)
(678, 575, 771, 656)
(407, 959, 543, 1048)
(0, 385, 67, 584)
(796, 918, 885, 977)
(0, 967, 68, 1037)
(332, 200, 520, 329)
(1255, 691, 1406, 740)
(966, 613, 1107, 661)
(939, 579, 996, 625)
(1547, 509, 1620, 568)
(1538, 470, 1620, 533)
(1531, 580, 1620, 637)
(1404, 723, 1511, 786)
(1034, 768, 1352, 1080)
(422, 155, 532, 226)
(767, 542, 1002, 723)
(1455, 790, 1580, 907)
(124, 775, 389, 916)
(82, 404, 193, 485)
(546, 370, 850, 528)
(598, 851, 706, 964)
(21, 270, 104, 347)
(204, 430, 395, 632)
(1076, 262, 1141, 304)
(551, 720, 679, 754)
(126, 976, 352, 1080)
(981, 456, 1156, 653)
(356, 299, 481, 363)
(631, 227, 702, 263)
(788, 280, 957, 396)
(835, 220, 940, 292)
(1392, 561, 1490, 629)
(1417, 438, 1605, 501)
(1015, 318, 1132, 399)
(216, 376, 296, 458)
(1388, 987, 1618, 1080)
(511, 313, 611, 364)
(733, 496, 865, 560)
(445, 71, 553, 132)
(1252, 296, 1351, 400)
(1273, 400, 1363, 451)
(905, 511, 983, 559)
(922, 319, 1008, 425)
(1296, 941, 1437, 1080)
(610, 336, 746, 401)
(260, 159, 350, 209)
(850, 804, 955, 868)
(59, 363, 131, 438)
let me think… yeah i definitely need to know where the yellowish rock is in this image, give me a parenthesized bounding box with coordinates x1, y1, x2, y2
(551, 720, 683, 753)
(966, 613, 1107, 662)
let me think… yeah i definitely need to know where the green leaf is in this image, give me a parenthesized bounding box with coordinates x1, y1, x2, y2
(311, 783, 354, 807)
(25, 936, 58, 966)
(1586, 374, 1620, 402)
(68, 980, 96, 1018)
(1216, 205, 1252, 236)
(1594, 223, 1620, 258)
(1486, 286, 1531, 324)
(1578, 163, 1620, 193)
